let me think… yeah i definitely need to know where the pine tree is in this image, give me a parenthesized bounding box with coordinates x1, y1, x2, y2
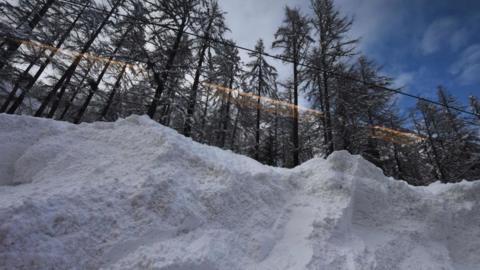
(307, 0, 357, 156)
(58, 60, 95, 120)
(344, 57, 394, 165)
(34, 0, 124, 117)
(245, 39, 278, 160)
(5, 1, 90, 114)
(0, 0, 56, 70)
(145, 0, 200, 119)
(213, 40, 241, 148)
(436, 87, 480, 181)
(184, 0, 227, 137)
(413, 88, 480, 183)
(98, 63, 128, 121)
(273, 6, 312, 167)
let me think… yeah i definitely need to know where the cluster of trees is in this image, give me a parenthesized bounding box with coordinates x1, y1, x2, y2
(0, 0, 479, 184)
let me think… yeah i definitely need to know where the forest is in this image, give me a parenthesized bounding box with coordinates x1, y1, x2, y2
(0, 0, 479, 185)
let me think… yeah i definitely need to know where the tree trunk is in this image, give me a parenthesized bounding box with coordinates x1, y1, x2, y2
(392, 142, 403, 178)
(98, 63, 127, 120)
(220, 76, 234, 148)
(6, 3, 88, 114)
(147, 18, 187, 119)
(230, 108, 241, 151)
(183, 19, 212, 137)
(316, 75, 328, 153)
(34, 0, 122, 117)
(50, 25, 130, 119)
(420, 109, 446, 180)
(0, 0, 56, 70)
(292, 57, 300, 166)
(0, 54, 42, 112)
(201, 86, 212, 141)
(58, 62, 94, 120)
(322, 70, 334, 156)
(160, 76, 181, 126)
(200, 48, 214, 142)
(72, 79, 95, 124)
(255, 62, 263, 160)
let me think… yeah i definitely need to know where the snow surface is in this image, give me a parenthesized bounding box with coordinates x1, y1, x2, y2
(0, 114, 479, 270)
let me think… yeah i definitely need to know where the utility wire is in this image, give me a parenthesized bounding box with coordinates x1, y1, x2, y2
(47, 0, 480, 118)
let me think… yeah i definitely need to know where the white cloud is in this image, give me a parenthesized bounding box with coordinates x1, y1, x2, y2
(450, 44, 480, 85)
(420, 17, 468, 55)
(333, 0, 407, 51)
(393, 72, 415, 89)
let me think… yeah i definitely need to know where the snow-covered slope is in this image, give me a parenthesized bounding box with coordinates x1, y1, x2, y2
(0, 114, 479, 270)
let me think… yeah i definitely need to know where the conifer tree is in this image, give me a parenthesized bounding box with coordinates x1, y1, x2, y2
(184, 0, 227, 137)
(245, 39, 278, 160)
(307, 0, 357, 156)
(273, 6, 312, 166)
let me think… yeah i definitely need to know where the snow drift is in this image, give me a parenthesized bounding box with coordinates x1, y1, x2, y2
(0, 114, 479, 270)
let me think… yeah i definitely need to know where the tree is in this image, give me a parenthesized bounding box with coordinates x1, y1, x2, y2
(34, 0, 124, 117)
(307, 0, 357, 156)
(58, 60, 95, 120)
(213, 40, 241, 148)
(0, 0, 56, 70)
(69, 24, 134, 123)
(245, 39, 278, 160)
(338, 57, 394, 165)
(436, 87, 480, 181)
(5, 1, 90, 114)
(470, 96, 480, 121)
(145, 0, 200, 119)
(273, 6, 312, 167)
(412, 88, 480, 182)
(98, 63, 128, 121)
(184, 0, 227, 137)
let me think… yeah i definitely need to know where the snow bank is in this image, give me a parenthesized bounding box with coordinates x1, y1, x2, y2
(0, 114, 479, 270)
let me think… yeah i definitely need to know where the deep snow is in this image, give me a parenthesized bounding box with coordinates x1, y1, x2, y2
(0, 114, 479, 270)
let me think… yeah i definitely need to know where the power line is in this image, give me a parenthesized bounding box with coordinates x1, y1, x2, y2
(46, 0, 480, 118)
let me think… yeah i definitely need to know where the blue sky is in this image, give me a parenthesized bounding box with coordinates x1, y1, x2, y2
(220, 0, 480, 110)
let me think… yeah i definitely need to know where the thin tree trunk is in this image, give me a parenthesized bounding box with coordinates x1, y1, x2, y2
(322, 70, 334, 156)
(255, 63, 263, 160)
(273, 103, 279, 166)
(147, 18, 187, 119)
(230, 108, 241, 151)
(72, 43, 127, 123)
(0, 53, 43, 112)
(413, 117, 439, 180)
(160, 76, 181, 126)
(51, 25, 130, 119)
(200, 48, 214, 142)
(0, 0, 56, 70)
(58, 62, 94, 120)
(200, 86, 211, 141)
(420, 109, 446, 180)
(98, 63, 127, 120)
(392, 142, 403, 179)
(292, 57, 300, 166)
(6, 3, 88, 115)
(220, 76, 234, 148)
(184, 20, 212, 137)
(316, 76, 328, 153)
(34, 0, 122, 117)
(72, 80, 95, 124)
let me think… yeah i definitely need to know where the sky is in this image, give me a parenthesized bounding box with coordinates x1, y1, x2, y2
(219, 0, 480, 110)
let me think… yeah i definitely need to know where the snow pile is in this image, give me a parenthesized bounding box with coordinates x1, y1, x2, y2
(0, 114, 479, 270)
